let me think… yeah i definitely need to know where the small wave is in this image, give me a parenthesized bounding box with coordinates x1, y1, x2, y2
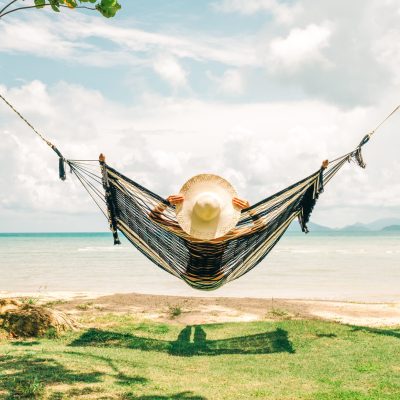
(335, 249, 367, 254)
(77, 246, 134, 253)
(385, 250, 400, 254)
(287, 249, 321, 254)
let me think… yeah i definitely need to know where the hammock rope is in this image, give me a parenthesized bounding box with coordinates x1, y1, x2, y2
(1, 92, 399, 290)
(0, 92, 67, 179)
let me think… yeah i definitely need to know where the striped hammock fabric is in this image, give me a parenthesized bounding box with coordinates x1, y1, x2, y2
(68, 153, 353, 290)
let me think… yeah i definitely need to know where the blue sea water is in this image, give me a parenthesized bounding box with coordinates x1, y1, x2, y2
(0, 232, 399, 301)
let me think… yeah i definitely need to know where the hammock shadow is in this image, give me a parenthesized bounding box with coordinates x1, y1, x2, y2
(350, 325, 400, 339)
(69, 326, 294, 356)
(123, 392, 207, 400)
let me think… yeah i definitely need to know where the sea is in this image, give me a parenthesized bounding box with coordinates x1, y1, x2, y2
(0, 232, 399, 302)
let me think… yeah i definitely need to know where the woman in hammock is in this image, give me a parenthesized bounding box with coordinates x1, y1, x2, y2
(148, 174, 266, 284)
(149, 195, 265, 241)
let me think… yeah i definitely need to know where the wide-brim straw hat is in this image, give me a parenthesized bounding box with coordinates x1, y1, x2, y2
(175, 174, 241, 240)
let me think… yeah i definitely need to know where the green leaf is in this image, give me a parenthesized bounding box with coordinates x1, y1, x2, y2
(49, 0, 60, 12)
(96, 0, 121, 18)
(63, 0, 78, 8)
(34, 0, 46, 9)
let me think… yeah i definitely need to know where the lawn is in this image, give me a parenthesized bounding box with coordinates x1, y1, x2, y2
(0, 315, 399, 399)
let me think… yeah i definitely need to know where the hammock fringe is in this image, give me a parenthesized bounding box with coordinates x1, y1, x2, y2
(298, 166, 327, 234)
(100, 158, 121, 245)
(353, 147, 367, 169)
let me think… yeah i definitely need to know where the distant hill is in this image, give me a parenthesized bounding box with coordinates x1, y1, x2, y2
(365, 218, 400, 231)
(285, 218, 400, 233)
(308, 222, 333, 232)
(339, 223, 371, 232)
(382, 225, 400, 232)
(339, 218, 400, 232)
(287, 221, 333, 232)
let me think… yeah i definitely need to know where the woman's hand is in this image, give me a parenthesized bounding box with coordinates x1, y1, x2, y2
(167, 194, 184, 205)
(232, 197, 250, 209)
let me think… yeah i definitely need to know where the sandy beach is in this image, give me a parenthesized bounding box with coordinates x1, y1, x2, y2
(2, 291, 400, 328)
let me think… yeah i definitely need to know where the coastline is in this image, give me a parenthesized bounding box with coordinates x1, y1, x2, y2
(3, 232, 399, 302)
(2, 290, 400, 327)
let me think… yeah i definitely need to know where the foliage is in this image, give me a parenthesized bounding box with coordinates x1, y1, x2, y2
(0, 0, 121, 19)
(45, 327, 59, 339)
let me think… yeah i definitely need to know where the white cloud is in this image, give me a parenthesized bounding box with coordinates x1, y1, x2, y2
(2, 2, 400, 106)
(2, 1, 400, 230)
(153, 54, 188, 88)
(0, 12, 258, 68)
(254, 0, 400, 105)
(1, 80, 399, 231)
(0, 15, 90, 58)
(208, 69, 245, 94)
(266, 23, 332, 72)
(214, 0, 301, 24)
(372, 29, 400, 85)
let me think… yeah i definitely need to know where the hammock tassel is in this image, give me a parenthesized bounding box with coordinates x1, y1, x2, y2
(58, 157, 66, 181)
(99, 153, 121, 245)
(352, 132, 371, 169)
(298, 166, 325, 233)
(298, 186, 318, 234)
(353, 147, 366, 169)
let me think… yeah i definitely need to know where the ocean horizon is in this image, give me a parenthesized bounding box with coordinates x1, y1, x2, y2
(1, 231, 399, 302)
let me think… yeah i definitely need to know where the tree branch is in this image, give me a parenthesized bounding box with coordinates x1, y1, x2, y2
(0, 0, 19, 16)
(0, 3, 96, 19)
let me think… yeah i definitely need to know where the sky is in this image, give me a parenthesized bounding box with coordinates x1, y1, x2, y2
(0, 0, 400, 232)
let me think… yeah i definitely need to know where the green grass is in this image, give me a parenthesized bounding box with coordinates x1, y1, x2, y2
(168, 306, 182, 319)
(76, 302, 94, 311)
(20, 297, 40, 305)
(267, 307, 293, 319)
(0, 316, 399, 399)
(43, 300, 68, 308)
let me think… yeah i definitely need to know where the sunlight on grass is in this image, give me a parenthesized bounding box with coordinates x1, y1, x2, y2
(0, 319, 399, 399)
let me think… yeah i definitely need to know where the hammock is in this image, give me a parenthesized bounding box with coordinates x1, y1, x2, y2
(1, 93, 398, 290)
(78, 154, 350, 290)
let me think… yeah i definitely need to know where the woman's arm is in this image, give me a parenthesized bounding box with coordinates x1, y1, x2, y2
(247, 208, 265, 229)
(220, 210, 266, 241)
(210, 198, 266, 242)
(148, 195, 183, 231)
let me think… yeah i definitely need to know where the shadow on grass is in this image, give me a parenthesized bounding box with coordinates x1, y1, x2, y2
(11, 340, 41, 346)
(315, 333, 337, 338)
(350, 325, 400, 339)
(65, 351, 148, 387)
(69, 325, 294, 356)
(123, 391, 207, 399)
(0, 353, 104, 399)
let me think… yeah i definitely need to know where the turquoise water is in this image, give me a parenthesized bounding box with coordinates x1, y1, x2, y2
(0, 232, 399, 301)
